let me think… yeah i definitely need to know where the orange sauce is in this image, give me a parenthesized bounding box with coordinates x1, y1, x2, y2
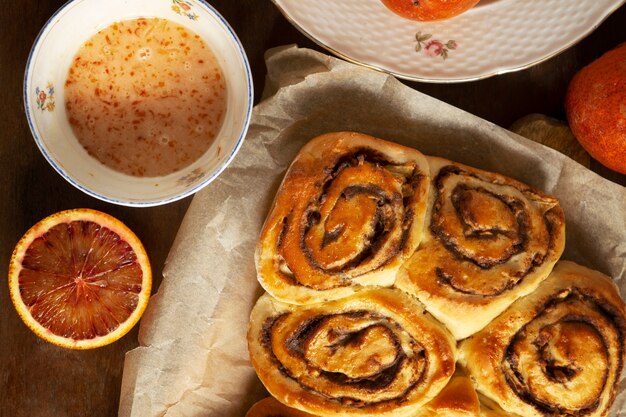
(65, 18, 227, 177)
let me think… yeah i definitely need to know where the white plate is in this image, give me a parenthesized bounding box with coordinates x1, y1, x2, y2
(273, 0, 625, 83)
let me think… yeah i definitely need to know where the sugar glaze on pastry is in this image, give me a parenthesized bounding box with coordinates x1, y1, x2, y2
(247, 288, 456, 417)
(256, 132, 430, 304)
(396, 157, 565, 339)
(459, 261, 626, 417)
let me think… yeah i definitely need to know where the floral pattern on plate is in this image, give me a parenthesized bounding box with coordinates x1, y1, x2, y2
(415, 32, 457, 60)
(273, 0, 624, 82)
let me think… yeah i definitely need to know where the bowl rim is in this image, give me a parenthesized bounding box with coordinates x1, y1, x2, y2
(23, 0, 254, 207)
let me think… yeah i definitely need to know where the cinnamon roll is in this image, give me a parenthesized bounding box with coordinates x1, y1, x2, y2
(246, 397, 317, 417)
(396, 157, 565, 339)
(458, 261, 626, 417)
(256, 132, 430, 304)
(247, 288, 456, 417)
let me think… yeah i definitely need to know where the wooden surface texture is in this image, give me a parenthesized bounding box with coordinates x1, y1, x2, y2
(0, 1, 625, 416)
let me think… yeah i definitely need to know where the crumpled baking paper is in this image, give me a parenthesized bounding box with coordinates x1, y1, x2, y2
(119, 45, 626, 417)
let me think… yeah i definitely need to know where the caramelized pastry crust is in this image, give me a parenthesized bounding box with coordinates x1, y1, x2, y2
(459, 261, 626, 417)
(256, 132, 430, 304)
(396, 157, 565, 339)
(247, 288, 456, 417)
(414, 374, 481, 417)
(414, 374, 512, 417)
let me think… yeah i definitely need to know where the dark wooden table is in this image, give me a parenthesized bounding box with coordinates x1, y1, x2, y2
(1, 1, 625, 416)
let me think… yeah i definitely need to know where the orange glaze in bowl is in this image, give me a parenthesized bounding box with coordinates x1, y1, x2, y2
(65, 18, 227, 177)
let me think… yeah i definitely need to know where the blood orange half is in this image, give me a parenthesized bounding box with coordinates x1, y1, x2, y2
(8, 209, 151, 349)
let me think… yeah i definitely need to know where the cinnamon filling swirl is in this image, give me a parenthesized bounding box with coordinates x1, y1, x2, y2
(502, 290, 623, 416)
(263, 310, 428, 407)
(278, 150, 423, 291)
(430, 166, 560, 296)
(249, 289, 456, 416)
(257, 133, 431, 304)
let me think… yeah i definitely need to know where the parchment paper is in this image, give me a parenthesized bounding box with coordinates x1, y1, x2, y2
(118, 45, 626, 417)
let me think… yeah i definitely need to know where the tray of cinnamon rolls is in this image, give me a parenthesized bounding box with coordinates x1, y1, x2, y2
(246, 131, 626, 417)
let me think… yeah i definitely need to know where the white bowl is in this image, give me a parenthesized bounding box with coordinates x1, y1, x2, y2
(24, 0, 253, 207)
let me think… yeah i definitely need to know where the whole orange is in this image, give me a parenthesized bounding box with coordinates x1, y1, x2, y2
(565, 43, 626, 174)
(381, 0, 480, 21)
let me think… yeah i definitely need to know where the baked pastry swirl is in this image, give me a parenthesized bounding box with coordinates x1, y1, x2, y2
(396, 157, 565, 339)
(247, 288, 456, 417)
(256, 132, 430, 304)
(246, 397, 317, 417)
(459, 261, 626, 417)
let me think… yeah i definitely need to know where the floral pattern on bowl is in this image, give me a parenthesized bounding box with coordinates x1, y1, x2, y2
(36, 83, 55, 112)
(171, 0, 199, 20)
(177, 167, 205, 187)
(415, 32, 457, 60)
